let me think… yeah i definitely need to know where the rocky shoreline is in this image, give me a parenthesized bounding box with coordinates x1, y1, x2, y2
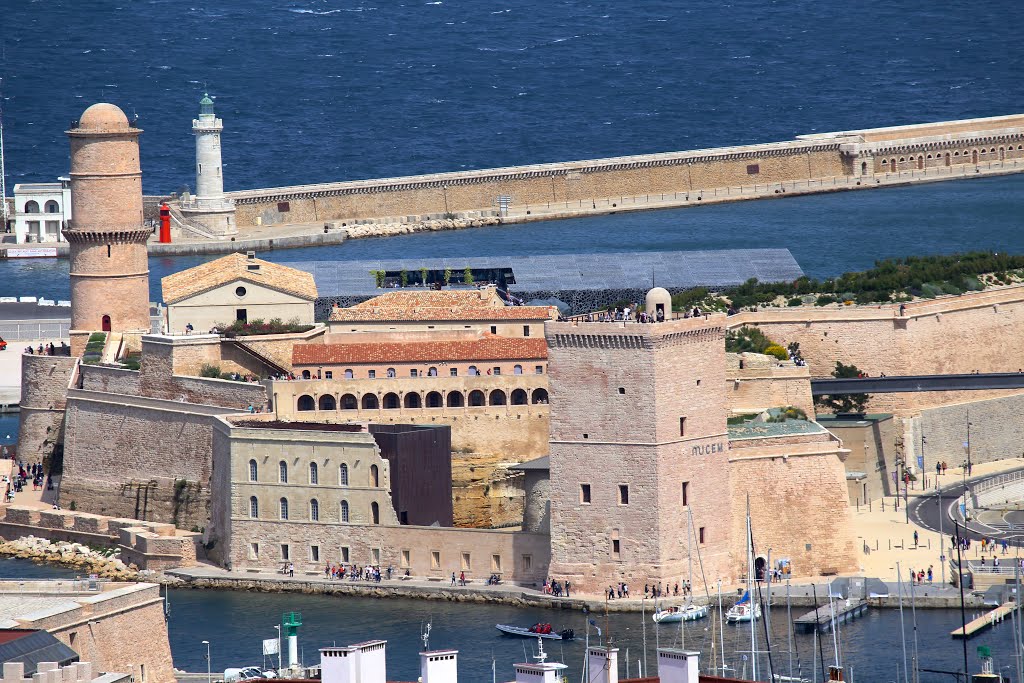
(338, 215, 502, 239)
(0, 536, 139, 580)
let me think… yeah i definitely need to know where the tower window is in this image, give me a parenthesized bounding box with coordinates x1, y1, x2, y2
(580, 484, 591, 504)
(107, 244, 111, 258)
(699, 527, 706, 544)
(679, 417, 686, 436)
(612, 539, 621, 560)
(682, 481, 689, 506)
(198, 163, 202, 174)
(618, 484, 629, 505)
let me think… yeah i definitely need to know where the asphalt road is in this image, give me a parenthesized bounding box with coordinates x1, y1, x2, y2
(908, 466, 1024, 544)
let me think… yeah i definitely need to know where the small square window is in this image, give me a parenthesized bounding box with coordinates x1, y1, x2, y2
(618, 484, 629, 505)
(324, 371, 333, 379)
(368, 370, 376, 379)
(618, 387, 625, 395)
(340, 546, 350, 563)
(580, 483, 591, 504)
(411, 369, 418, 378)
(431, 551, 441, 569)
(490, 326, 497, 334)
(523, 325, 530, 337)
(281, 544, 290, 560)
(493, 367, 501, 376)
(522, 554, 532, 572)
(535, 365, 544, 374)
(311, 545, 320, 562)
(450, 368, 458, 377)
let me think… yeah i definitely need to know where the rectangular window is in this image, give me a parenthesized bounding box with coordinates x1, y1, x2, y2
(699, 527, 706, 544)
(450, 368, 458, 377)
(324, 371, 333, 379)
(340, 546, 350, 563)
(493, 367, 501, 376)
(580, 483, 591, 504)
(236, 308, 247, 323)
(249, 543, 259, 560)
(523, 325, 530, 336)
(277, 201, 290, 213)
(410, 369, 418, 378)
(401, 550, 411, 568)
(371, 548, 381, 564)
(618, 484, 629, 505)
(45, 220, 60, 235)
(522, 554, 532, 572)
(746, 164, 760, 175)
(431, 551, 441, 569)
(535, 365, 544, 374)
(490, 325, 497, 334)
(682, 481, 689, 506)
(492, 554, 502, 572)
(281, 544, 290, 560)
(461, 552, 471, 571)
(679, 416, 686, 436)
(368, 370, 376, 379)
(612, 539, 621, 560)
(310, 545, 319, 562)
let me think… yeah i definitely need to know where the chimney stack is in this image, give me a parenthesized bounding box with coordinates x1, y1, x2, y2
(586, 647, 619, 683)
(657, 649, 700, 683)
(320, 641, 387, 683)
(420, 650, 457, 683)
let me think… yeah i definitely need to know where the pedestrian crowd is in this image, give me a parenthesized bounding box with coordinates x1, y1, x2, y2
(24, 342, 68, 356)
(578, 305, 710, 324)
(543, 578, 570, 597)
(321, 563, 395, 582)
(906, 565, 934, 584)
(5, 461, 50, 502)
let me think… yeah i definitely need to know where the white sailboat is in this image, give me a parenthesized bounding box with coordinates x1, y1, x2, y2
(653, 509, 710, 624)
(725, 590, 762, 623)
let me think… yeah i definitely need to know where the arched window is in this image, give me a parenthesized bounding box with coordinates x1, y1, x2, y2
(371, 501, 380, 525)
(426, 391, 443, 408)
(428, 367, 438, 377)
(279, 461, 288, 483)
(340, 500, 350, 523)
(881, 159, 888, 165)
(24, 200, 39, 213)
(404, 392, 422, 409)
(362, 393, 379, 410)
(489, 389, 507, 406)
(469, 390, 485, 406)
(383, 392, 400, 409)
(249, 496, 259, 518)
(514, 364, 523, 375)
(447, 391, 465, 408)
(279, 498, 289, 520)
(370, 464, 379, 488)
(248, 459, 258, 482)
(511, 388, 528, 405)
(44, 200, 59, 213)
(297, 395, 315, 411)
(310, 499, 319, 521)
(386, 368, 396, 378)
(309, 462, 319, 485)
(340, 393, 357, 410)
(468, 365, 479, 376)
(344, 369, 354, 379)
(339, 463, 349, 486)
(301, 370, 311, 379)
(318, 394, 336, 411)
(532, 388, 549, 404)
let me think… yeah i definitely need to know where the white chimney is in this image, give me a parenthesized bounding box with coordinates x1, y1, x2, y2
(420, 650, 457, 683)
(320, 641, 387, 683)
(657, 649, 699, 683)
(586, 647, 618, 683)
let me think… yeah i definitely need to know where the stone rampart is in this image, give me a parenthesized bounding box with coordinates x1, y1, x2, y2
(907, 393, 1024, 473)
(79, 364, 142, 394)
(726, 356, 815, 417)
(16, 353, 79, 462)
(227, 114, 1024, 228)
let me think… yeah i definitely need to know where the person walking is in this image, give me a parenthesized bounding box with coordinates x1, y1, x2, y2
(451, 572, 457, 586)
(565, 580, 571, 598)
(459, 571, 466, 586)
(913, 530, 919, 547)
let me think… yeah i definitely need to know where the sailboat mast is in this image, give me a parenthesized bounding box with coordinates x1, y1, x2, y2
(910, 573, 919, 683)
(787, 579, 794, 681)
(897, 562, 909, 683)
(747, 499, 757, 681)
(719, 579, 727, 675)
(0, 77, 8, 228)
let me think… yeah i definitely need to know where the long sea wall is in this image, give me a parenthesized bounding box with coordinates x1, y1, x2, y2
(227, 114, 1024, 228)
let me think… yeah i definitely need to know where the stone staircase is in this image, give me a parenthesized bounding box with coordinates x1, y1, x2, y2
(100, 332, 123, 365)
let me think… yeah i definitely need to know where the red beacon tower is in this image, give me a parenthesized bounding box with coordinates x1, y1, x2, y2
(159, 202, 171, 243)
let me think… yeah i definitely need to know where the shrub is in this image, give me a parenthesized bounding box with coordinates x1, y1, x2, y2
(787, 297, 803, 307)
(199, 363, 222, 378)
(725, 326, 779, 355)
(444, 267, 452, 285)
(216, 318, 314, 337)
(815, 294, 838, 307)
(763, 344, 789, 361)
(122, 358, 141, 371)
(941, 282, 962, 295)
(919, 283, 943, 299)
(814, 362, 870, 414)
(88, 333, 107, 343)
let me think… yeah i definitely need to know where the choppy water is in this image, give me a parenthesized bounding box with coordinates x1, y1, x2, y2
(0, 558, 1020, 683)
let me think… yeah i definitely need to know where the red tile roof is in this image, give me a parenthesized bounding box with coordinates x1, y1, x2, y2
(293, 336, 548, 365)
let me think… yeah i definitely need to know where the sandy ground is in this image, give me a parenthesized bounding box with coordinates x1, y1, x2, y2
(0, 340, 65, 405)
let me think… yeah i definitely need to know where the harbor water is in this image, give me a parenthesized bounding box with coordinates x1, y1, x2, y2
(0, 558, 1019, 683)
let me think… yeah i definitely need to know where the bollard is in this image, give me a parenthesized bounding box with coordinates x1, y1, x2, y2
(889, 539, 892, 550)
(876, 539, 879, 551)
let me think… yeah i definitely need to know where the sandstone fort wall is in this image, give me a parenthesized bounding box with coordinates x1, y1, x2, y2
(16, 354, 78, 462)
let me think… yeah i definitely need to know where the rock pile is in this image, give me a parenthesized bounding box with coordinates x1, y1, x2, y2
(0, 536, 139, 580)
(342, 216, 501, 240)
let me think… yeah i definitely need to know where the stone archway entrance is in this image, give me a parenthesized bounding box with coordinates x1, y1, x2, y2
(754, 556, 767, 581)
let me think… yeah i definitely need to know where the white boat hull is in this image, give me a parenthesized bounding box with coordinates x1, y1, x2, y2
(726, 603, 762, 623)
(652, 604, 709, 623)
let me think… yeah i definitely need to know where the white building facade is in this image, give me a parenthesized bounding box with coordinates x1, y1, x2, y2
(10, 179, 71, 243)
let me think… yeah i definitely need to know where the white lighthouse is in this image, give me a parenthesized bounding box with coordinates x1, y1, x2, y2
(179, 92, 237, 236)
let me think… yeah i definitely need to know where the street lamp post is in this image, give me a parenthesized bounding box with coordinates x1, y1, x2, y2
(202, 641, 211, 683)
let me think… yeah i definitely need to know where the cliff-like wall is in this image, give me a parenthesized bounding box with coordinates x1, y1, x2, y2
(16, 354, 78, 463)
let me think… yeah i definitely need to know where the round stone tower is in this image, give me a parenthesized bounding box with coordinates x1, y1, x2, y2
(65, 103, 152, 356)
(179, 93, 236, 236)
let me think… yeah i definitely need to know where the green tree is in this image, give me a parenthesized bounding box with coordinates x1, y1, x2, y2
(463, 267, 474, 285)
(420, 267, 429, 286)
(444, 267, 453, 285)
(400, 270, 409, 287)
(814, 361, 870, 414)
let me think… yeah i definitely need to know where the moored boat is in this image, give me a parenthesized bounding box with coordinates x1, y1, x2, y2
(652, 603, 709, 623)
(496, 623, 575, 640)
(725, 591, 762, 623)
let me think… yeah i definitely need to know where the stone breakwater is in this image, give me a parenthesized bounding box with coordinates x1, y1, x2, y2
(0, 536, 139, 580)
(337, 215, 501, 240)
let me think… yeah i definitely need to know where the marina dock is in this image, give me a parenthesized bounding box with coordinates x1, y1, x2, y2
(951, 602, 1015, 639)
(794, 599, 868, 633)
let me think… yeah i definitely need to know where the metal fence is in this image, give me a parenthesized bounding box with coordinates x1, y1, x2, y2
(0, 319, 71, 341)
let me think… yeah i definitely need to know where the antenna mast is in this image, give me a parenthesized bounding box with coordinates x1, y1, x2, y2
(0, 76, 8, 228)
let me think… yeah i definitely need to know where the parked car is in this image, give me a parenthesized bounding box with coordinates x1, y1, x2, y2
(0, 337, 7, 351)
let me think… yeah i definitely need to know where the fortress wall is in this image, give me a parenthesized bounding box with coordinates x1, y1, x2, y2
(60, 394, 226, 527)
(730, 449, 858, 577)
(16, 354, 78, 462)
(727, 366, 816, 417)
(908, 393, 1024, 472)
(79, 364, 142, 394)
(222, 518, 550, 583)
(137, 337, 267, 407)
